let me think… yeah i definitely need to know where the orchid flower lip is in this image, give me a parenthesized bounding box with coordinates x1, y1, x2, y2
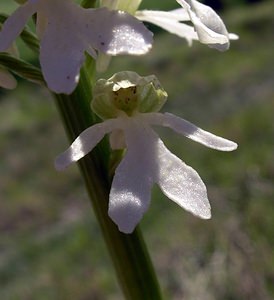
(55, 69, 238, 233)
(56, 111, 237, 233)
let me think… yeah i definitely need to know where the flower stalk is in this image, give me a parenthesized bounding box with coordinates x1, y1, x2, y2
(53, 67, 163, 300)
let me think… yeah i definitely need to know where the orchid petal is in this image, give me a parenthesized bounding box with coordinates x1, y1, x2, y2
(169, 8, 192, 20)
(109, 122, 155, 233)
(38, 1, 96, 93)
(90, 8, 153, 56)
(136, 9, 190, 23)
(40, 27, 84, 94)
(145, 112, 238, 151)
(55, 119, 119, 171)
(164, 113, 237, 151)
(229, 33, 239, 40)
(40, 6, 152, 93)
(40, 31, 85, 94)
(156, 138, 211, 219)
(176, 0, 230, 50)
(136, 10, 197, 46)
(0, 2, 37, 51)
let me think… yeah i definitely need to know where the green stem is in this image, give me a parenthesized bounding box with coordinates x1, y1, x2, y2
(53, 68, 163, 300)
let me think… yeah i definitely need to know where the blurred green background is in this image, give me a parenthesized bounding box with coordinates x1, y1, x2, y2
(0, 1, 273, 299)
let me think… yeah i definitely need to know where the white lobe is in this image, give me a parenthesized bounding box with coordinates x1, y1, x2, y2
(176, 0, 230, 50)
(155, 136, 211, 219)
(109, 121, 155, 233)
(136, 9, 190, 23)
(93, 9, 153, 56)
(147, 112, 238, 151)
(55, 119, 118, 171)
(0, 2, 37, 51)
(136, 9, 197, 46)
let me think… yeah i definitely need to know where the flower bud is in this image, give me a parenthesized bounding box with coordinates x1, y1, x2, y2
(92, 71, 168, 119)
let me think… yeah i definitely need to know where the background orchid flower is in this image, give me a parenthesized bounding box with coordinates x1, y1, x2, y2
(0, 0, 153, 94)
(136, 0, 238, 50)
(55, 71, 237, 234)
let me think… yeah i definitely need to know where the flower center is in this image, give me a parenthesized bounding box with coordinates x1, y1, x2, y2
(112, 86, 138, 116)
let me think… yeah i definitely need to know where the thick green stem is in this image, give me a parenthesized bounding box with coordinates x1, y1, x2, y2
(53, 68, 163, 300)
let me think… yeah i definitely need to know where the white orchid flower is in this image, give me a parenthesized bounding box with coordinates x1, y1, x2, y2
(0, 0, 153, 94)
(55, 71, 237, 234)
(136, 0, 238, 50)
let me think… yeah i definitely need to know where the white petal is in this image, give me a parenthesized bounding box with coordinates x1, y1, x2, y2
(155, 136, 211, 219)
(39, 5, 152, 93)
(108, 122, 155, 233)
(0, 2, 37, 51)
(145, 112, 238, 151)
(229, 33, 239, 40)
(55, 119, 119, 171)
(0, 68, 17, 89)
(169, 8, 191, 20)
(109, 129, 126, 150)
(136, 9, 190, 23)
(37, 1, 87, 93)
(35, 10, 48, 39)
(39, 27, 85, 94)
(90, 8, 153, 56)
(176, 0, 230, 50)
(136, 10, 197, 46)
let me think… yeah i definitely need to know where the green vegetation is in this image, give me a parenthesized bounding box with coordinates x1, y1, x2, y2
(0, 1, 273, 299)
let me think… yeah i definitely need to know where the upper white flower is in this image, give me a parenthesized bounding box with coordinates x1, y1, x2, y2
(136, 0, 238, 50)
(55, 71, 238, 234)
(0, 0, 153, 94)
